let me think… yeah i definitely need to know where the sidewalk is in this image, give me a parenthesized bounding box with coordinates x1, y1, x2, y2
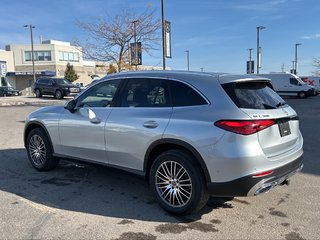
(0, 96, 70, 107)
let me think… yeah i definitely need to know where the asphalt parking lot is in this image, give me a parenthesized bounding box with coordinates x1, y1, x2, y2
(0, 96, 319, 239)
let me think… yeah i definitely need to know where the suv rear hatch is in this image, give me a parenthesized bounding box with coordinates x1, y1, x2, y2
(222, 80, 301, 159)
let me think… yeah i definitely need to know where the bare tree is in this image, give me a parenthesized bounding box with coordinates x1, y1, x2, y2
(77, 9, 161, 72)
(312, 58, 320, 76)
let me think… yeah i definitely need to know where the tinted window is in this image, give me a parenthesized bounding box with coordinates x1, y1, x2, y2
(76, 80, 121, 108)
(37, 79, 48, 84)
(55, 78, 70, 85)
(290, 78, 299, 85)
(223, 81, 286, 109)
(120, 78, 169, 107)
(170, 81, 207, 107)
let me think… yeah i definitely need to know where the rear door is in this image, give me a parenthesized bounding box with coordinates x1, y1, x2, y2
(223, 81, 301, 159)
(105, 78, 172, 171)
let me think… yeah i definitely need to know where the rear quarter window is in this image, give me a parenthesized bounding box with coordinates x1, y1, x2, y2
(170, 81, 207, 107)
(222, 81, 286, 109)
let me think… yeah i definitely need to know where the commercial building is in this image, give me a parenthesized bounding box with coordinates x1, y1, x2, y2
(1, 40, 104, 94)
(0, 39, 163, 95)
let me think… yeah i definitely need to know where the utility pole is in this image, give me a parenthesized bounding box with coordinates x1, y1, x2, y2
(248, 48, 253, 61)
(295, 43, 301, 75)
(24, 24, 36, 83)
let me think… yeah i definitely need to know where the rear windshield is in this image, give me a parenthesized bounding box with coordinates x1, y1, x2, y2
(222, 81, 287, 109)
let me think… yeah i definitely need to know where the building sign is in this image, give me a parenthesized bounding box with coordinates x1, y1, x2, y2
(130, 42, 142, 65)
(0, 61, 7, 76)
(165, 20, 172, 58)
(6, 70, 56, 77)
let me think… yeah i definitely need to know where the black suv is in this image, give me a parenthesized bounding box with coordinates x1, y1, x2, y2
(33, 78, 81, 99)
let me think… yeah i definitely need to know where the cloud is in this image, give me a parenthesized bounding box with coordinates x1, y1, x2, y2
(301, 33, 320, 40)
(234, 0, 288, 11)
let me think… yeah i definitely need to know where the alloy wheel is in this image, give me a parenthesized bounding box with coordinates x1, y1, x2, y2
(155, 161, 193, 207)
(28, 134, 46, 167)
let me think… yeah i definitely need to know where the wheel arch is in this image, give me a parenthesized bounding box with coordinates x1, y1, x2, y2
(144, 138, 211, 184)
(24, 121, 54, 151)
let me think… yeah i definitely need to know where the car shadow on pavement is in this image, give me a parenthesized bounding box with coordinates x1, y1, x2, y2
(0, 148, 233, 223)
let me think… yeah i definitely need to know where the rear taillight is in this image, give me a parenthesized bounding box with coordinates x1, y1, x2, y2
(214, 120, 275, 135)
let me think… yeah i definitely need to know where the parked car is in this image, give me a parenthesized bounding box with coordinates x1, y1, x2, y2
(0, 86, 20, 97)
(24, 71, 303, 214)
(32, 77, 81, 99)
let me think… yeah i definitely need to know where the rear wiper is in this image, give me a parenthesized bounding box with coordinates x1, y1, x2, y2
(276, 102, 287, 108)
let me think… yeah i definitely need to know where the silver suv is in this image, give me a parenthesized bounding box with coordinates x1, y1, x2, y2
(24, 71, 303, 214)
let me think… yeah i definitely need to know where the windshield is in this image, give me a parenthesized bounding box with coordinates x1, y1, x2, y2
(56, 78, 71, 85)
(222, 81, 287, 110)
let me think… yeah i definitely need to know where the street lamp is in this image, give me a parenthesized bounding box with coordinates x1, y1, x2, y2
(256, 26, 266, 74)
(161, 0, 166, 70)
(295, 43, 302, 75)
(184, 50, 190, 71)
(24, 24, 36, 84)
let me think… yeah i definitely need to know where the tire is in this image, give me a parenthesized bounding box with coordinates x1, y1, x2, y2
(55, 90, 63, 99)
(35, 89, 42, 98)
(149, 149, 209, 215)
(298, 91, 307, 99)
(26, 128, 59, 171)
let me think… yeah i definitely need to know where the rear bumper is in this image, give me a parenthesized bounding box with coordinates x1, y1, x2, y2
(207, 155, 303, 197)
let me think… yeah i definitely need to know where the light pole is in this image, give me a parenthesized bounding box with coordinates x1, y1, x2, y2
(132, 20, 139, 70)
(256, 26, 266, 74)
(24, 24, 36, 84)
(161, 0, 166, 70)
(295, 43, 301, 75)
(184, 50, 190, 71)
(248, 48, 253, 61)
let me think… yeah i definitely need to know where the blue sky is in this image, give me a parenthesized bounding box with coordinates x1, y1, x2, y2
(0, 0, 319, 75)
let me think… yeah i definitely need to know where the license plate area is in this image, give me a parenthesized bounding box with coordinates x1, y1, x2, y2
(278, 121, 291, 137)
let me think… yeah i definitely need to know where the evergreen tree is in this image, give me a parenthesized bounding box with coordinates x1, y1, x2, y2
(64, 63, 79, 82)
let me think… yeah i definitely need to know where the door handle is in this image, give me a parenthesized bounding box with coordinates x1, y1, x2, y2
(143, 120, 159, 128)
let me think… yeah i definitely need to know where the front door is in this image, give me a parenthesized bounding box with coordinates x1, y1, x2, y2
(58, 79, 122, 163)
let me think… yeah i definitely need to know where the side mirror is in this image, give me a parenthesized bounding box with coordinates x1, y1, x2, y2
(64, 99, 76, 112)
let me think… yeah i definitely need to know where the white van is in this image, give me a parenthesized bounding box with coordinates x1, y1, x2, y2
(300, 76, 320, 94)
(259, 72, 315, 98)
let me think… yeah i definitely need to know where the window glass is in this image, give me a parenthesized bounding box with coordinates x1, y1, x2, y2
(76, 80, 120, 108)
(25, 52, 32, 61)
(58, 51, 80, 62)
(59, 52, 64, 61)
(170, 81, 207, 107)
(222, 82, 286, 109)
(25, 51, 51, 61)
(74, 53, 79, 61)
(55, 78, 70, 85)
(120, 78, 169, 107)
(290, 78, 299, 85)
